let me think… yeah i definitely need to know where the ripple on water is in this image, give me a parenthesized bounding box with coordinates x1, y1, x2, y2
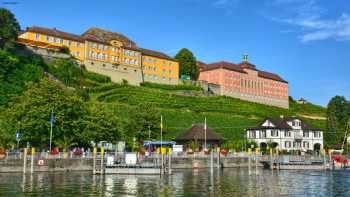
(0, 169, 349, 196)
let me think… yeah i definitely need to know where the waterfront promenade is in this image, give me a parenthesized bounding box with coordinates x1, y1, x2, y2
(0, 150, 334, 173)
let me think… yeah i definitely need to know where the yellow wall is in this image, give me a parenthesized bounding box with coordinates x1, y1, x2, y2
(142, 55, 179, 81)
(85, 41, 141, 68)
(20, 31, 85, 61)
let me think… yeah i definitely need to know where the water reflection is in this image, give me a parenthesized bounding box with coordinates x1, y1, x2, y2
(1, 169, 350, 196)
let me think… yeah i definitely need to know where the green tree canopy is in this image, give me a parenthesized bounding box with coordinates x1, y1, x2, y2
(127, 103, 161, 142)
(0, 8, 20, 51)
(326, 96, 350, 147)
(175, 48, 199, 80)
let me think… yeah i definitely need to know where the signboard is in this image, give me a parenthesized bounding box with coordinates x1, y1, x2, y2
(180, 74, 191, 80)
(173, 145, 183, 153)
(125, 153, 137, 165)
(15, 131, 21, 141)
(106, 156, 114, 166)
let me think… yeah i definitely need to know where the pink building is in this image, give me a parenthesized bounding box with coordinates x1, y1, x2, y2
(198, 56, 289, 108)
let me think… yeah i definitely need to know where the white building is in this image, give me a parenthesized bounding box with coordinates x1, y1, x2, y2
(246, 117, 323, 152)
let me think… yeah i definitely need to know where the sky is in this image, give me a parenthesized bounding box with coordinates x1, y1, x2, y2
(2, 0, 350, 106)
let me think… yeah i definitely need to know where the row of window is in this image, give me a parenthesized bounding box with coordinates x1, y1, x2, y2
(143, 57, 174, 66)
(88, 51, 139, 65)
(35, 33, 82, 48)
(248, 130, 322, 138)
(143, 66, 174, 74)
(284, 141, 310, 149)
(144, 74, 173, 81)
(124, 49, 140, 57)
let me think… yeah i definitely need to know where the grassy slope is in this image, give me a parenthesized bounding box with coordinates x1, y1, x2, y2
(90, 83, 327, 141)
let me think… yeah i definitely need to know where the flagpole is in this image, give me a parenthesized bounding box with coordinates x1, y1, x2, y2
(205, 117, 207, 151)
(160, 115, 163, 171)
(49, 110, 53, 152)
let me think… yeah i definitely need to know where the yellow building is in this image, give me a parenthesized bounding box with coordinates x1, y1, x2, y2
(18, 26, 179, 85)
(141, 48, 179, 84)
(18, 26, 85, 61)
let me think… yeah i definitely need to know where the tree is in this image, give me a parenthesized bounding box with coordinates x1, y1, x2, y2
(326, 96, 350, 147)
(126, 103, 161, 143)
(2, 78, 86, 148)
(175, 48, 199, 80)
(0, 8, 20, 51)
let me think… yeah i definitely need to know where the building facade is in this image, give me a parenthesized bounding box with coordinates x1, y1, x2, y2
(198, 56, 289, 108)
(18, 26, 179, 85)
(246, 117, 323, 152)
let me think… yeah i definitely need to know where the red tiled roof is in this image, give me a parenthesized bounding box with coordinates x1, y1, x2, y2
(26, 26, 84, 42)
(258, 70, 287, 83)
(140, 48, 178, 61)
(201, 61, 247, 73)
(201, 60, 288, 83)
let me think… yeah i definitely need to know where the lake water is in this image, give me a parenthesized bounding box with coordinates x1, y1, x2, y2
(0, 169, 349, 196)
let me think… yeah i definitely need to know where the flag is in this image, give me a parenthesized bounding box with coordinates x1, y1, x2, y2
(50, 111, 54, 127)
(204, 117, 207, 130)
(160, 116, 163, 130)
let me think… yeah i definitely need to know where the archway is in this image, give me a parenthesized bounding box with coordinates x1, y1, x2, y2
(271, 142, 279, 149)
(314, 143, 321, 152)
(260, 142, 268, 154)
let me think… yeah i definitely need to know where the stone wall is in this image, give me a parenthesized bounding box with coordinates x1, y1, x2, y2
(84, 60, 143, 85)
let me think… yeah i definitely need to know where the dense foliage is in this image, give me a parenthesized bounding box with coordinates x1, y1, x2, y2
(0, 8, 20, 51)
(326, 96, 350, 147)
(175, 48, 199, 80)
(0, 50, 45, 105)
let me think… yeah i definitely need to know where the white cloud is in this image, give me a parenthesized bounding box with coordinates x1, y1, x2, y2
(265, 0, 350, 42)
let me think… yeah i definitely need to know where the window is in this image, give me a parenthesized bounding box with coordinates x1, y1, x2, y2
(35, 33, 40, 40)
(68, 41, 71, 46)
(303, 141, 309, 149)
(303, 131, 309, 138)
(76, 52, 80, 57)
(60, 39, 63, 44)
(112, 47, 116, 52)
(77, 42, 80, 48)
(103, 45, 108, 51)
(249, 131, 256, 138)
(271, 130, 279, 137)
(98, 45, 103, 50)
(285, 131, 291, 137)
(46, 35, 50, 41)
(285, 141, 291, 148)
(314, 131, 321, 138)
(92, 43, 97, 48)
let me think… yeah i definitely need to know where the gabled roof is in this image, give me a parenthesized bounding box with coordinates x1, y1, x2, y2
(140, 48, 178, 62)
(246, 117, 321, 131)
(26, 26, 84, 42)
(82, 27, 137, 48)
(200, 60, 288, 83)
(200, 61, 247, 73)
(175, 124, 223, 141)
(258, 70, 288, 83)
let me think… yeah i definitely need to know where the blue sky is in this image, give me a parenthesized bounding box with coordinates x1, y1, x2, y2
(2, 0, 350, 106)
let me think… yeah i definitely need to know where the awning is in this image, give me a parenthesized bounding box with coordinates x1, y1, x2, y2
(143, 141, 176, 146)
